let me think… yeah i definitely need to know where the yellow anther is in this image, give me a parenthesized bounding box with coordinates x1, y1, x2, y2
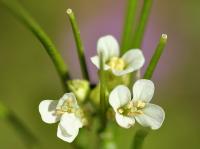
(130, 107, 137, 113)
(134, 110, 143, 115)
(107, 57, 126, 71)
(118, 108, 124, 114)
(135, 101, 146, 108)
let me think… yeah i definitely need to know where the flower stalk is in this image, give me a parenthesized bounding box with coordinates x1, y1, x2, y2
(121, 0, 138, 53)
(144, 34, 168, 79)
(132, 0, 153, 48)
(66, 9, 89, 80)
(132, 129, 149, 149)
(132, 34, 167, 149)
(99, 52, 107, 132)
(0, 0, 70, 91)
(0, 102, 38, 148)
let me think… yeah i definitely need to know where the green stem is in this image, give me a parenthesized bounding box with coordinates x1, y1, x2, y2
(121, 0, 137, 53)
(66, 9, 89, 80)
(0, 0, 69, 91)
(132, 0, 153, 48)
(0, 102, 38, 148)
(132, 129, 149, 149)
(144, 34, 167, 79)
(132, 34, 167, 149)
(99, 52, 107, 132)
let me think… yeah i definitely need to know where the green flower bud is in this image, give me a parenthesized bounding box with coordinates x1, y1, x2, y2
(67, 80, 90, 103)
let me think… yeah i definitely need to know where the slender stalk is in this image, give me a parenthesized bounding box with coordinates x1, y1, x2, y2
(132, 129, 149, 149)
(99, 52, 107, 132)
(132, 0, 153, 48)
(133, 35, 167, 149)
(66, 9, 89, 80)
(121, 0, 137, 53)
(0, 0, 69, 91)
(0, 102, 38, 148)
(144, 34, 167, 79)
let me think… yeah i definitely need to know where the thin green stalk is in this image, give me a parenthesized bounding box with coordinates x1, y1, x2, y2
(121, 0, 138, 53)
(132, 0, 153, 48)
(0, 0, 69, 91)
(66, 9, 89, 80)
(99, 52, 107, 132)
(132, 34, 167, 149)
(0, 102, 38, 148)
(144, 34, 167, 79)
(132, 129, 149, 149)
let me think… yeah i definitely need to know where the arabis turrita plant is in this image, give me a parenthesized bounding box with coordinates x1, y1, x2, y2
(1, 0, 168, 148)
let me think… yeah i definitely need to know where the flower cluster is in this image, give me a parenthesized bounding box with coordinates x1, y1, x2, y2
(39, 35, 165, 143)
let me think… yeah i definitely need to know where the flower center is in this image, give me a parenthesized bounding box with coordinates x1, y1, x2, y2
(107, 57, 126, 71)
(55, 98, 88, 125)
(117, 101, 146, 116)
(55, 98, 76, 115)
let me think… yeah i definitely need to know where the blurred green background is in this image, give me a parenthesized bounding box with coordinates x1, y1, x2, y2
(0, 0, 199, 148)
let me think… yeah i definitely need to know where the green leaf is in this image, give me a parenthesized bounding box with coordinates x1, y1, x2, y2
(66, 9, 89, 80)
(144, 34, 168, 79)
(121, 0, 138, 53)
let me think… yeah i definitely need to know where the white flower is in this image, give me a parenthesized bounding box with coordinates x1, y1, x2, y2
(39, 93, 85, 142)
(91, 35, 145, 76)
(109, 79, 165, 129)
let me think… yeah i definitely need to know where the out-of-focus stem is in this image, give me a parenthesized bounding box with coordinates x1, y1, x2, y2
(0, 0, 70, 91)
(144, 34, 167, 79)
(0, 102, 38, 148)
(132, 0, 153, 48)
(66, 9, 89, 80)
(121, 0, 137, 53)
(132, 129, 149, 149)
(98, 52, 107, 133)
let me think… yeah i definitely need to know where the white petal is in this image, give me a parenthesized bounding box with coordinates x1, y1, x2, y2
(39, 100, 60, 124)
(109, 85, 131, 110)
(121, 49, 145, 73)
(135, 103, 165, 130)
(115, 113, 135, 128)
(132, 79, 155, 103)
(97, 35, 119, 61)
(57, 113, 82, 143)
(90, 55, 110, 70)
(56, 93, 78, 110)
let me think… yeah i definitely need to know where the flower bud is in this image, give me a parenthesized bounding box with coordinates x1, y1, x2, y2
(67, 80, 90, 102)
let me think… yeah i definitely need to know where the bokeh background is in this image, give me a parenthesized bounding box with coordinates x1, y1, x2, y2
(0, 0, 199, 148)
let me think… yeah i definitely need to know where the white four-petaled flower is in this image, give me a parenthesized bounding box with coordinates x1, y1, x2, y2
(39, 93, 84, 142)
(109, 79, 165, 129)
(91, 35, 145, 76)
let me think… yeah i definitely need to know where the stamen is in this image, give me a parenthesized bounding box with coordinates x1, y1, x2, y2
(107, 57, 126, 71)
(118, 108, 124, 114)
(134, 101, 146, 108)
(118, 101, 145, 117)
